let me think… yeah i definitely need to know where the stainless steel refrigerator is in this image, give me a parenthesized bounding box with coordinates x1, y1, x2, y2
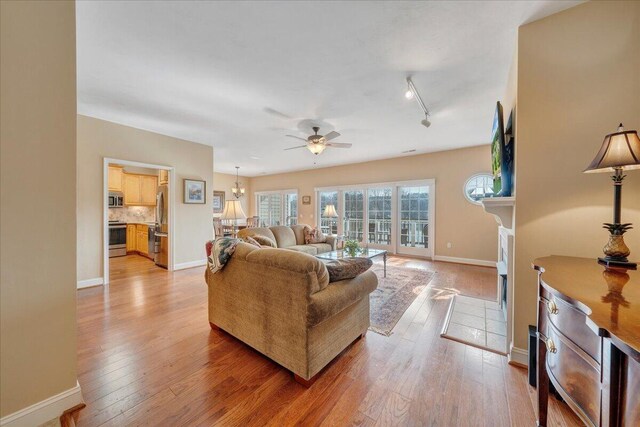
(155, 184, 169, 268)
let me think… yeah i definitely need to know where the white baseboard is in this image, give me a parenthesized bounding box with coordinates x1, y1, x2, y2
(174, 259, 207, 271)
(433, 255, 496, 268)
(508, 345, 529, 367)
(0, 381, 83, 427)
(77, 277, 104, 289)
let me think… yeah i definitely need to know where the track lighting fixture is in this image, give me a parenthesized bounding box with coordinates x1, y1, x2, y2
(405, 77, 431, 128)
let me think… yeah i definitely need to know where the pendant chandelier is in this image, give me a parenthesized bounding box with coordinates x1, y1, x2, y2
(231, 166, 245, 199)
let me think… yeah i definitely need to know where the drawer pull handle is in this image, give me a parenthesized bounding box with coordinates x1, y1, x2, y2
(547, 299, 559, 315)
(546, 338, 557, 354)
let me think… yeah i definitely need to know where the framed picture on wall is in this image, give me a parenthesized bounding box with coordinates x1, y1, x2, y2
(184, 179, 206, 204)
(302, 195, 311, 205)
(212, 191, 225, 213)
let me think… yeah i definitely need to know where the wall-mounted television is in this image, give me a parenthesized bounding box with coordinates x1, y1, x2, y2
(491, 101, 505, 195)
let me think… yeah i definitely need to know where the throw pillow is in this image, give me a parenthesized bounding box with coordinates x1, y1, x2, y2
(252, 235, 277, 248)
(241, 236, 262, 248)
(206, 237, 240, 274)
(324, 258, 373, 282)
(304, 226, 327, 244)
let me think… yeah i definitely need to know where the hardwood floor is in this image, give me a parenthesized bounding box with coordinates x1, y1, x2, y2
(77, 255, 581, 426)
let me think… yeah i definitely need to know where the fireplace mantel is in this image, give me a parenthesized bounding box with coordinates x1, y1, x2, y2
(481, 197, 515, 229)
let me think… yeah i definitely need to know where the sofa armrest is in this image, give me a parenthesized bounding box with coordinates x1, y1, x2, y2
(308, 270, 378, 327)
(325, 235, 337, 250)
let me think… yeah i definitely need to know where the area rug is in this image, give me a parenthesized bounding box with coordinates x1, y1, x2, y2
(440, 294, 507, 355)
(368, 264, 434, 336)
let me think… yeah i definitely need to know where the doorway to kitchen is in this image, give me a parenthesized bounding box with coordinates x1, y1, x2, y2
(103, 158, 175, 285)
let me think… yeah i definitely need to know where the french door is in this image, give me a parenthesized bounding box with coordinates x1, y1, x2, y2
(316, 180, 434, 258)
(396, 185, 430, 257)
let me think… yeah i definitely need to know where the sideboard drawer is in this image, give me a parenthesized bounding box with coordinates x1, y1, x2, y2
(546, 324, 601, 426)
(545, 294, 601, 364)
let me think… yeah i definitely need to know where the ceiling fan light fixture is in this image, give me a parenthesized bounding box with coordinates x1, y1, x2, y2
(308, 143, 326, 155)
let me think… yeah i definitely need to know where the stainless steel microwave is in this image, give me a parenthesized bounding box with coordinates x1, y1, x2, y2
(108, 192, 124, 208)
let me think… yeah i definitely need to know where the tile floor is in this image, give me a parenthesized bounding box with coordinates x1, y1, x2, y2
(441, 294, 507, 354)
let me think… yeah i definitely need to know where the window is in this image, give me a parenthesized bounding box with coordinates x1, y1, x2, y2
(316, 180, 435, 256)
(285, 193, 298, 226)
(255, 190, 297, 227)
(463, 173, 494, 205)
(367, 187, 392, 245)
(343, 190, 364, 241)
(318, 191, 338, 235)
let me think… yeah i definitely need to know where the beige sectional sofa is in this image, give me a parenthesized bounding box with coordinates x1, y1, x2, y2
(238, 224, 336, 255)
(205, 242, 378, 384)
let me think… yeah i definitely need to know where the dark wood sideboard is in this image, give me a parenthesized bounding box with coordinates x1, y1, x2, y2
(534, 256, 639, 427)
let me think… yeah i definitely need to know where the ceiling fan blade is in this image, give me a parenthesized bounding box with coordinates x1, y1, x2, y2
(322, 131, 341, 141)
(284, 145, 308, 151)
(325, 142, 352, 148)
(285, 134, 307, 142)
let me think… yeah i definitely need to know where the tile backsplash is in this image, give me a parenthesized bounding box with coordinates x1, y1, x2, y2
(109, 206, 155, 223)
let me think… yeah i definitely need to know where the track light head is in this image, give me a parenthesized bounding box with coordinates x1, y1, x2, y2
(405, 88, 414, 99)
(421, 116, 431, 128)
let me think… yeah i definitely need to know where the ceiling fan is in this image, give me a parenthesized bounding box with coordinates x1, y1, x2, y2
(285, 126, 352, 155)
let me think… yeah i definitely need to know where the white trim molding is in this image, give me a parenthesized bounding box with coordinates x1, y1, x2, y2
(77, 277, 104, 289)
(174, 259, 207, 271)
(508, 345, 529, 368)
(0, 381, 83, 427)
(433, 255, 496, 268)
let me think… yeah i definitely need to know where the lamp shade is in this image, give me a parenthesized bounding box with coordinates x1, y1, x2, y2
(221, 200, 247, 221)
(584, 124, 640, 173)
(323, 204, 338, 218)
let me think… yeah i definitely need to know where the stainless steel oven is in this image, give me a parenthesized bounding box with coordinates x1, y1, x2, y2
(108, 192, 124, 208)
(108, 221, 127, 257)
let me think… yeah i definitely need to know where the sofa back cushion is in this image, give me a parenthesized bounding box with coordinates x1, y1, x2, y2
(270, 225, 297, 248)
(290, 224, 308, 245)
(237, 227, 277, 246)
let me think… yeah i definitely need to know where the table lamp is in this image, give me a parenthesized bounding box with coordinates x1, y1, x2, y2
(221, 200, 247, 237)
(323, 204, 338, 218)
(584, 124, 640, 269)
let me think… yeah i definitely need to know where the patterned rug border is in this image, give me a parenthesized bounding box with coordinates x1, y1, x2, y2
(368, 264, 435, 336)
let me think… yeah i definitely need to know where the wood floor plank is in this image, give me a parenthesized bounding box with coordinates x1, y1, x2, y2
(75, 254, 581, 427)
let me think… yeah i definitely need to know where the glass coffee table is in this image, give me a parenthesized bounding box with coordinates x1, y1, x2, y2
(316, 248, 387, 277)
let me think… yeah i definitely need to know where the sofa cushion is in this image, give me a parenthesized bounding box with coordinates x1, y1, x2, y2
(324, 258, 373, 282)
(270, 226, 297, 248)
(244, 247, 330, 294)
(238, 227, 277, 246)
(252, 235, 276, 247)
(287, 245, 318, 255)
(307, 243, 332, 254)
(290, 224, 308, 245)
(308, 270, 378, 326)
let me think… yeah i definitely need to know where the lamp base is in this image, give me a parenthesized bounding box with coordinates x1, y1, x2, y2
(598, 257, 637, 270)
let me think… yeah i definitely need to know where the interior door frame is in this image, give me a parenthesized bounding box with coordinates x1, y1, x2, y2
(103, 158, 175, 285)
(315, 179, 436, 259)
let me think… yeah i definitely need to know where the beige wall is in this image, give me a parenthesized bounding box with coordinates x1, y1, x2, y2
(77, 116, 214, 281)
(513, 1, 640, 349)
(249, 145, 498, 261)
(1, 0, 78, 417)
(213, 172, 251, 219)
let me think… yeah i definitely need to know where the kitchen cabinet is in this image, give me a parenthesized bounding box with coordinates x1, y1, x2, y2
(123, 173, 157, 206)
(136, 224, 148, 256)
(159, 170, 169, 186)
(126, 224, 137, 252)
(108, 166, 123, 192)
